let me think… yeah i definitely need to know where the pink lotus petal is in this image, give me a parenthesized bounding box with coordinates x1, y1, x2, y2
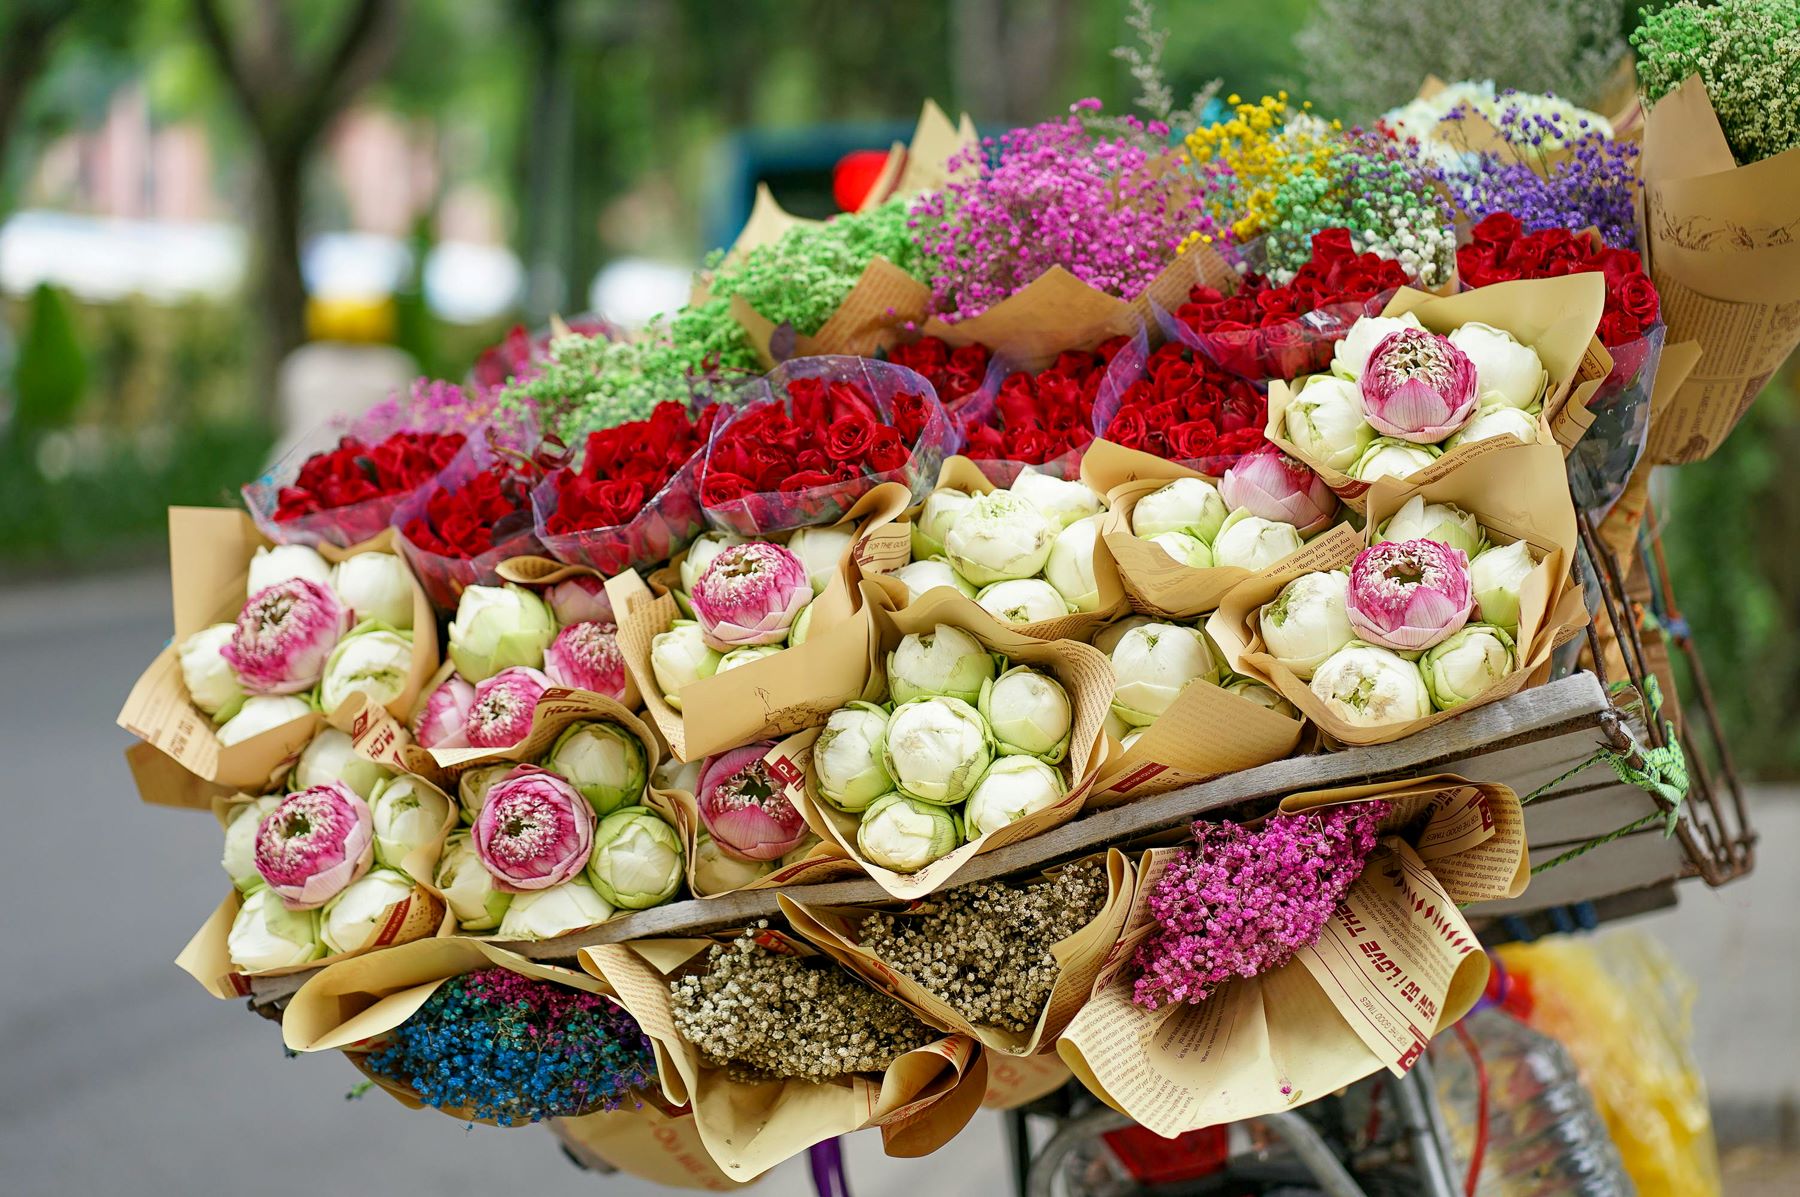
(225, 578, 352, 694)
(696, 741, 808, 861)
(471, 765, 595, 892)
(1359, 330, 1478, 445)
(1345, 538, 1472, 652)
(544, 621, 626, 699)
(691, 543, 810, 651)
(412, 676, 476, 749)
(464, 667, 553, 748)
(254, 781, 374, 910)
(1219, 449, 1337, 535)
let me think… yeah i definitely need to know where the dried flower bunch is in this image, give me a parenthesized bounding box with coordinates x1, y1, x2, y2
(856, 860, 1108, 1032)
(1633, 0, 1800, 165)
(668, 923, 937, 1081)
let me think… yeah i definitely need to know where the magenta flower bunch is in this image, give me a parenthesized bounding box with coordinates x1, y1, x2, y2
(1131, 802, 1387, 1010)
(909, 100, 1218, 322)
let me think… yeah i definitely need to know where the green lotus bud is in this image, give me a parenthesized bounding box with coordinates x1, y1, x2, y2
(1224, 676, 1299, 719)
(651, 619, 722, 708)
(247, 543, 331, 594)
(978, 666, 1071, 762)
(680, 532, 745, 595)
(1422, 623, 1516, 710)
(882, 695, 994, 805)
(1469, 540, 1534, 631)
(227, 888, 323, 972)
(1044, 515, 1104, 611)
(1310, 641, 1432, 727)
(1011, 468, 1104, 528)
(780, 833, 823, 866)
(891, 558, 977, 603)
(857, 792, 963, 872)
(785, 525, 855, 595)
(448, 584, 555, 682)
(216, 695, 313, 747)
(1149, 530, 1213, 569)
(653, 755, 703, 795)
(329, 551, 415, 629)
(1212, 509, 1303, 571)
(320, 867, 414, 955)
(293, 727, 393, 799)
(180, 623, 245, 721)
(1259, 570, 1354, 680)
(976, 578, 1071, 626)
(912, 487, 975, 560)
(1376, 495, 1485, 561)
(457, 763, 512, 822)
(888, 623, 996, 705)
(1132, 477, 1227, 542)
(222, 795, 279, 893)
(812, 701, 893, 813)
(434, 831, 511, 930)
(547, 721, 647, 815)
(320, 623, 414, 715)
(717, 643, 783, 673)
(963, 755, 1065, 838)
(368, 775, 453, 874)
(691, 830, 775, 895)
(497, 879, 613, 941)
(1092, 615, 1155, 657)
(943, 489, 1056, 585)
(586, 807, 684, 909)
(788, 601, 816, 646)
(1109, 623, 1218, 728)
(1349, 437, 1440, 484)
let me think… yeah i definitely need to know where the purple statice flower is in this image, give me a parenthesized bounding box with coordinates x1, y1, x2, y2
(1131, 802, 1387, 1010)
(365, 966, 655, 1125)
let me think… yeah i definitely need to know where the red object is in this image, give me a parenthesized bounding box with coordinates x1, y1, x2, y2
(273, 430, 465, 524)
(1452, 1020, 1491, 1197)
(957, 340, 1128, 470)
(832, 149, 892, 212)
(887, 336, 992, 407)
(1099, 1123, 1230, 1185)
(402, 457, 536, 560)
(1101, 341, 1270, 473)
(702, 375, 922, 507)
(544, 402, 720, 534)
(1457, 213, 1659, 348)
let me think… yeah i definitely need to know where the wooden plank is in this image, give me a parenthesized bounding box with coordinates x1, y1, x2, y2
(1476, 828, 1691, 915)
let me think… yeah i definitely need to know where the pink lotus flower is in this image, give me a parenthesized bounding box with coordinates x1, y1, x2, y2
(696, 741, 809, 861)
(544, 621, 626, 699)
(464, 667, 553, 748)
(546, 575, 614, 626)
(223, 577, 352, 694)
(471, 765, 595, 892)
(412, 676, 476, 749)
(1219, 449, 1339, 536)
(1358, 329, 1479, 443)
(254, 781, 374, 909)
(1346, 538, 1474, 652)
(689, 542, 810, 651)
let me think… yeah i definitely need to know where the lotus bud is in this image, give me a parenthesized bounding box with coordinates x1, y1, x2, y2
(411, 675, 476, 749)
(293, 727, 393, 799)
(882, 696, 994, 805)
(1110, 623, 1217, 727)
(472, 765, 596, 892)
(1220, 449, 1338, 535)
(964, 755, 1066, 838)
(1150, 531, 1213, 569)
(544, 620, 627, 698)
(1422, 623, 1516, 709)
(943, 489, 1056, 585)
(1310, 642, 1433, 726)
(319, 624, 413, 714)
(247, 544, 331, 596)
(1469, 540, 1535, 630)
(696, 741, 809, 861)
(1093, 615, 1155, 657)
(891, 558, 977, 603)
(1131, 477, 1227, 542)
(1349, 437, 1441, 483)
(651, 620, 722, 707)
(887, 622, 996, 705)
(717, 644, 783, 673)
(546, 574, 613, 626)
(464, 666, 552, 749)
(784, 525, 856, 595)
(222, 795, 280, 893)
(457, 763, 513, 822)
(546, 721, 647, 815)
(225, 578, 352, 695)
(1285, 374, 1376, 472)
(179, 623, 246, 722)
(690, 542, 811, 650)
(857, 793, 963, 872)
(1346, 539, 1473, 652)
(586, 807, 684, 909)
(911, 488, 974, 560)
(1011, 468, 1105, 528)
(448, 584, 555, 682)
(328, 552, 414, 629)
(434, 830, 511, 930)
(780, 834, 823, 866)
(691, 830, 776, 895)
(1376, 495, 1485, 561)
(319, 867, 415, 955)
(977, 578, 1070, 626)
(1448, 322, 1546, 411)
(1102, 710, 1132, 744)
(1044, 515, 1104, 611)
(1211, 510, 1304, 572)
(368, 775, 452, 873)
(1331, 311, 1427, 379)
(496, 879, 613, 941)
(216, 695, 314, 746)
(653, 755, 703, 796)
(227, 888, 323, 972)
(1224, 676, 1299, 719)
(1259, 570, 1354, 680)
(1359, 329, 1479, 443)
(1444, 403, 1539, 450)
(254, 781, 374, 909)
(812, 701, 894, 813)
(979, 666, 1072, 762)
(679, 532, 744, 596)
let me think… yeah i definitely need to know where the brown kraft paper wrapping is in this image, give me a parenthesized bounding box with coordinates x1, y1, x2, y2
(768, 587, 1115, 900)
(550, 1105, 749, 1192)
(1639, 76, 1800, 463)
(983, 1053, 1075, 1109)
(579, 936, 986, 1182)
(1058, 775, 1526, 1137)
(176, 779, 457, 999)
(118, 507, 440, 793)
(777, 848, 1135, 1056)
(1207, 438, 1589, 747)
(1263, 276, 1610, 511)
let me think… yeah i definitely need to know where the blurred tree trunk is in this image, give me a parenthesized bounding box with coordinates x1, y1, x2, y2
(515, 0, 573, 324)
(190, 0, 405, 422)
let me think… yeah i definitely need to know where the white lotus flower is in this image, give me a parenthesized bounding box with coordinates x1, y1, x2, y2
(247, 544, 331, 596)
(1331, 311, 1427, 379)
(319, 625, 413, 714)
(368, 775, 452, 873)
(1310, 642, 1433, 727)
(1093, 615, 1155, 657)
(1448, 322, 1547, 411)
(320, 867, 415, 954)
(943, 490, 1056, 585)
(1376, 495, 1485, 560)
(716, 644, 783, 672)
(1149, 531, 1213, 569)
(1470, 540, 1536, 630)
(1259, 571, 1354, 679)
(1010, 468, 1104, 528)
(1044, 515, 1104, 611)
(891, 558, 977, 603)
(215, 695, 313, 746)
(679, 532, 744, 595)
(881, 695, 994, 804)
(964, 755, 1065, 837)
(457, 763, 512, 822)
(329, 552, 414, 629)
(978, 666, 1072, 762)
(1110, 623, 1217, 727)
(180, 623, 245, 721)
(1224, 676, 1299, 718)
(691, 830, 775, 895)
(1445, 404, 1539, 450)
(586, 808, 684, 909)
(650, 620, 723, 707)
(434, 831, 511, 930)
(447, 584, 554, 682)
(856, 793, 961, 872)
(1349, 437, 1439, 483)
(1131, 477, 1226, 542)
(1211, 510, 1304, 571)
(1285, 374, 1377, 472)
(812, 701, 893, 813)
(977, 578, 1071, 626)
(785, 525, 855, 595)
(293, 728, 393, 799)
(652, 755, 703, 796)
(888, 623, 995, 704)
(221, 795, 280, 892)
(496, 879, 614, 940)
(227, 888, 322, 972)
(912, 488, 975, 560)
(1422, 623, 1516, 709)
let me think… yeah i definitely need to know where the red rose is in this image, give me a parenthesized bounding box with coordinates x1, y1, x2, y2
(866, 425, 911, 473)
(1105, 405, 1149, 449)
(1164, 420, 1219, 460)
(1505, 237, 1550, 273)
(1616, 272, 1660, 325)
(1596, 311, 1643, 348)
(1008, 426, 1057, 464)
(825, 410, 877, 461)
(700, 471, 755, 506)
(1470, 212, 1524, 246)
(1311, 227, 1356, 260)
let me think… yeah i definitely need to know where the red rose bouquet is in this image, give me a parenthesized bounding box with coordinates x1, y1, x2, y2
(953, 337, 1138, 484)
(699, 357, 955, 536)
(1161, 228, 1412, 383)
(885, 337, 995, 410)
(1095, 342, 1270, 474)
(534, 400, 730, 575)
(395, 437, 547, 609)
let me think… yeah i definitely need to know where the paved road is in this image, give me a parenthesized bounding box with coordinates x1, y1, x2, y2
(0, 570, 1789, 1195)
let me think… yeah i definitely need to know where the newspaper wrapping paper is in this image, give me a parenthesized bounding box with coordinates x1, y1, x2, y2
(767, 586, 1114, 900)
(1207, 438, 1589, 747)
(1262, 276, 1611, 512)
(176, 780, 457, 999)
(1640, 76, 1800, 464)
(1058, 774, 1528, 1137)
(549, 1104, 748, 1192)
(118, 509, 440, 796)
(607, 483, 912, 762)
(776, 848, 1135, 1056)
(579, 934, 987, 1182)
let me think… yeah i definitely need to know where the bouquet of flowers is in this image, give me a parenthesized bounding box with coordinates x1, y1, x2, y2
(394, 438, 548, 610)
(1095, 341, 1270, 474)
